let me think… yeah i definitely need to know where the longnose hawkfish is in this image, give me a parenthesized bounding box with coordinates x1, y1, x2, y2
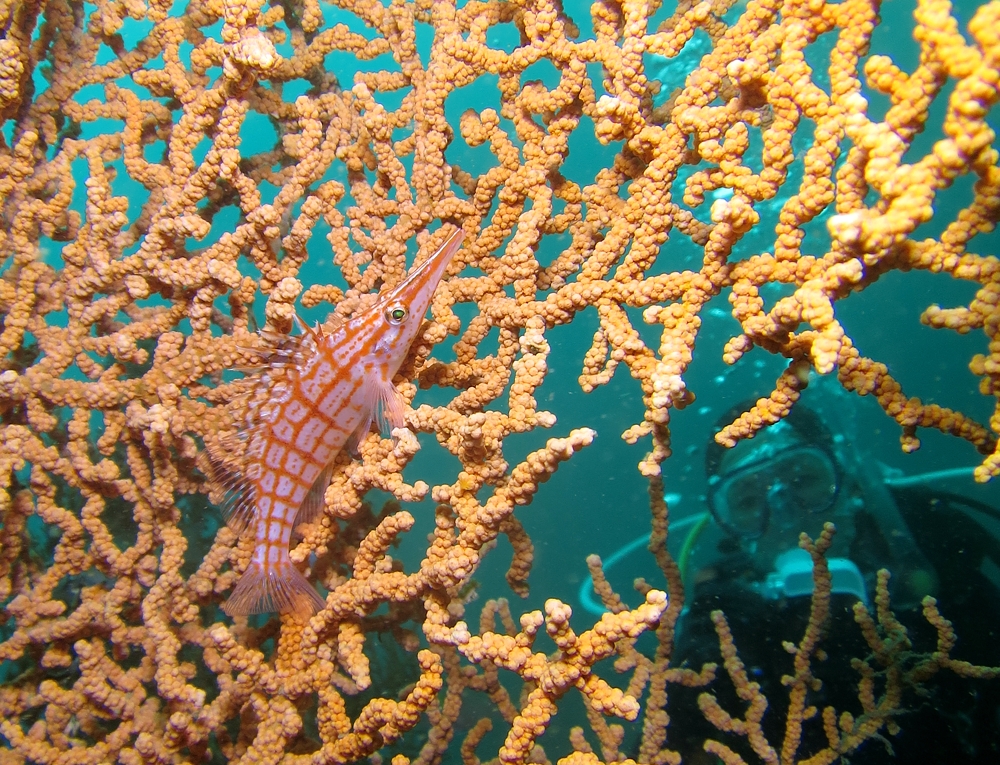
(220, 226, 463, 618)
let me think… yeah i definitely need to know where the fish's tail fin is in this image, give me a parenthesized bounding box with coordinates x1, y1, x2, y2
(222, 559, 325, 618)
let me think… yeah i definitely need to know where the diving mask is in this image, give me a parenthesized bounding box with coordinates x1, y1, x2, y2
(707, 444, 841, 539)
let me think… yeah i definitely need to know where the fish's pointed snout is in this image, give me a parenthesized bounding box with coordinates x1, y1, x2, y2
(387, 225, 464, 315)
(411, 226, 463, 288)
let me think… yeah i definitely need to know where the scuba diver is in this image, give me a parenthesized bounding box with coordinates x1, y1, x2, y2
(665, 391, 1000, 763)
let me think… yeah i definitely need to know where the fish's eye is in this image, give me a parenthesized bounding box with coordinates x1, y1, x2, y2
(385, 304, 408, 325)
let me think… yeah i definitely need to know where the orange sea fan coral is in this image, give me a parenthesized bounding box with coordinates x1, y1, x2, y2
(1, 0, 999, 762)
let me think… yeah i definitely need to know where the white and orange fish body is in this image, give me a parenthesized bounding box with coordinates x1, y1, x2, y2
(222, 227, 463, 618)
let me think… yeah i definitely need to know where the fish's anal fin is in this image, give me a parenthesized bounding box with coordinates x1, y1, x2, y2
(345, 415, 371, 457)
(222, 559, 325, 618)
(296, 463, 333, 526)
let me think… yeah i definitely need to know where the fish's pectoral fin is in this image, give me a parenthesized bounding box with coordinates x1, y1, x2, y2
(296, 462, 333, 526)
(349, 376, 406, 455)
(373, 376, 406, 436)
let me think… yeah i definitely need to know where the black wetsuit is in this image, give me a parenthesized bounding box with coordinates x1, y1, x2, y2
(666, 486, 1000, 764)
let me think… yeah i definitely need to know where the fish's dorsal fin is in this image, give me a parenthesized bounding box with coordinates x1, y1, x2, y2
(221, 480, 257, 535)
(292, 311, 326, 341)
(291, 311, 309, 335)
(203, 433, 257, 535)
(322, 313, 343, 333)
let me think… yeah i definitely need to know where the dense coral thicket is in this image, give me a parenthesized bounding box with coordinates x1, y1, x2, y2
(0, 0, 998, 763)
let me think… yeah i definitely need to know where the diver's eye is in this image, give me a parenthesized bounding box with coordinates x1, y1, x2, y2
(385, 304, 408, 325)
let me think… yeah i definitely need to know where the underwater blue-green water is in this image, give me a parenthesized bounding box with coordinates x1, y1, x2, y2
(7, 0, 1000, 760)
